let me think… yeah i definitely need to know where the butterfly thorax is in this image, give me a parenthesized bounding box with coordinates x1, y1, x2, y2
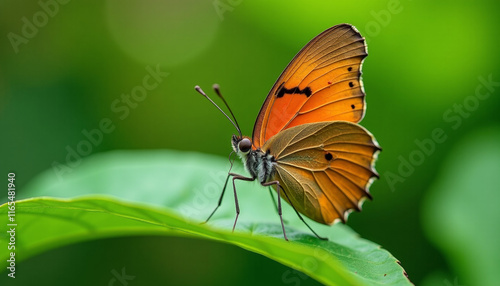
(232, 135, 276, 184)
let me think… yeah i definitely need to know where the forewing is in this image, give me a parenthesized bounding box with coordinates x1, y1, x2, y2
(262, 121, 380, 225)
(253, 24, 368, 148)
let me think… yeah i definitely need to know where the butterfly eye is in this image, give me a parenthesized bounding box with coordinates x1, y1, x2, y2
(239, 138, 252, 153)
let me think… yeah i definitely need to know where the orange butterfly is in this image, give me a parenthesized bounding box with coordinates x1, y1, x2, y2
(195, 23, 380, 240)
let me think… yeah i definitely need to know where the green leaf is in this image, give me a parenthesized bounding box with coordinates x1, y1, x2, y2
(1, 150, 410, 285)
(422, 127, 500, 286)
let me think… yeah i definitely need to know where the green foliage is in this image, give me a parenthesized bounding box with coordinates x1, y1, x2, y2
(422, 127, 500, 285)
(1, 150, 410, 285)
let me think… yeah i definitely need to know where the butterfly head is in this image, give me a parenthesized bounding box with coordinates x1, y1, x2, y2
(231, 135, 252, 155)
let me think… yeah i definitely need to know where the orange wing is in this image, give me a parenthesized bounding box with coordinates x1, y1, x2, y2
(252, 24, 367, 148)
(261, 121, 380, 225)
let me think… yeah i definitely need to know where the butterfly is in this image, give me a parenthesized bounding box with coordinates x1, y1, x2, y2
(195, 23, 380, 240)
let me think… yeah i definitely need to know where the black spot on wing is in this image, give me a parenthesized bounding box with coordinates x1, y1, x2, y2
(275, 82, 312, 98)
(325, 152, 333, 161)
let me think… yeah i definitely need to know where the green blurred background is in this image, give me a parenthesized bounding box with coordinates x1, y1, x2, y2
(1, 0, 499, 285)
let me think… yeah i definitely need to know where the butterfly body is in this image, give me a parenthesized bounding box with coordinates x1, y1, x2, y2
(232, 135, 275, 184)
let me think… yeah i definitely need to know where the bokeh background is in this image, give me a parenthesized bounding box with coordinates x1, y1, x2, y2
(1, 0, 499, 285)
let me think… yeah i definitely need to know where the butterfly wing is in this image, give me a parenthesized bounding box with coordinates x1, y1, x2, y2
(253, 24, 367, 148)
(262, 121, 380, 225)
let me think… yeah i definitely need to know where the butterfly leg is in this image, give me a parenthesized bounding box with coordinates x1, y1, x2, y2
(280, 186, 328, 241)
(268, 187, 288, 224)
(262, 181, 289, 241)
(267, 187, 279, 216)
(229, 173, 255, 232)
(204, 152, 236, 224)
(203, 172, 231, 224)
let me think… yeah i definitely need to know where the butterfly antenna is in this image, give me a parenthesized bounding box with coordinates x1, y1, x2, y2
(212, 84, 242, 136)
(194, 85, 242, 137)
